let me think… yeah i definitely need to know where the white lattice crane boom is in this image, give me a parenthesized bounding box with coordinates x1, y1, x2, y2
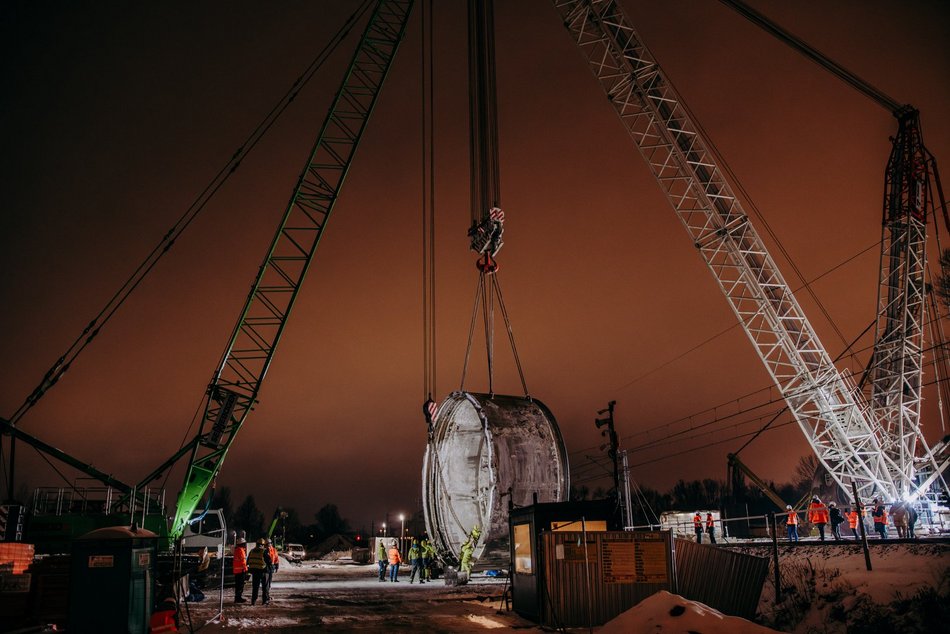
(552, 0, 944, 502)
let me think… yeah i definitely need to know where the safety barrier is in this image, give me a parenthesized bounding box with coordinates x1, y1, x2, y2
(673, 538, 769, 619)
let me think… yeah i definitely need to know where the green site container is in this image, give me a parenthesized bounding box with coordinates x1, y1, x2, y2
(69, 525, 157, 633)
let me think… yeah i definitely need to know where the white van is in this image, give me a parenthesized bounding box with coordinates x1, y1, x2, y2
(284, 543, 306, 562)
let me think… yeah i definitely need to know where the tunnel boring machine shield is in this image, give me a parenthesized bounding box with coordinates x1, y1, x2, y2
(423, 392, 569, 569)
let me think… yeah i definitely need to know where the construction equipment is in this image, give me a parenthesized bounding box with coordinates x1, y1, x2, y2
(422, 0, 569, 571)
(716, 0, 950, 505)
(552, 0, 948, 505)
(266, 508, 289, 550)
(1, 1, 415, 554)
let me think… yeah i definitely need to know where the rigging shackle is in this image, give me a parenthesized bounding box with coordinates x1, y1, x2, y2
(476, 253, 498, 274)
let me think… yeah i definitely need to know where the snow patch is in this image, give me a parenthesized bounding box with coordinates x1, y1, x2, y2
(599, 590, 781, 634)
(222, 616, 302, 629)
(464, 613, 507, 628)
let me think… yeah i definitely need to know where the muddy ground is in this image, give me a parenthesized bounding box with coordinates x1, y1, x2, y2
(180, 561, 542, 633)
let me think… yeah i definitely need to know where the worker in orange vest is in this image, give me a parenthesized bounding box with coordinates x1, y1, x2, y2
(785, 504, 799, 542)
(233, 536, 249, 603)
(693, 512, 703, 543)
(871, 498, 888, 539)
(705, 512, 717, 544)
(807, 496, 830, 541)
(387, 539, 403, 582)
(845, 507, 860, 540)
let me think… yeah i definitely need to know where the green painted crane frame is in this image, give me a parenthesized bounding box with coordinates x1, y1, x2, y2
(168, 0, 415, 541)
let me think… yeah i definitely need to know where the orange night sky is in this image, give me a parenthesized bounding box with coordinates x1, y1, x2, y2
(2, 1, 949, 532)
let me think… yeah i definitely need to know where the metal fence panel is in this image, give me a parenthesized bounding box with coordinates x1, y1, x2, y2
(540, 531, 673, 628)
(674, 538, 769, 619)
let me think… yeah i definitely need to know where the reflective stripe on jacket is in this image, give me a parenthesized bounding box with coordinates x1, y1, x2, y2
(807, 502, 829, 524)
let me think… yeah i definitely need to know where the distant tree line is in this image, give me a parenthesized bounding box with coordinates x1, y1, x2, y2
(211, 487, 353, 547)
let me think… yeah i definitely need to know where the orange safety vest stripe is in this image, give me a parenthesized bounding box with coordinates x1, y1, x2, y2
(786, 512, 798, 525)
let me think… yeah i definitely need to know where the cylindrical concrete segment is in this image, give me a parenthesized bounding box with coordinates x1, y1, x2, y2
(423, 392, 569, 569)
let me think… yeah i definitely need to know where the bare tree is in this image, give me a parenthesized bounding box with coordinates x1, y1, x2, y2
(794, 455, 820, 493)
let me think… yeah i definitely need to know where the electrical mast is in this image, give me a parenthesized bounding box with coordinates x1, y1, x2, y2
(551, 0, 947, 502)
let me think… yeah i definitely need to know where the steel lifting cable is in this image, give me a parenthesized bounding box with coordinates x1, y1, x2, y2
(459, 269, 530, 397)
(493, 273, 530, 397)
(421, 0, 438, 418)
(925, 160, 950, 434)
(6, 0, 376, 431)
(457, 0, 529, 397)
(482, 274, 495, 394)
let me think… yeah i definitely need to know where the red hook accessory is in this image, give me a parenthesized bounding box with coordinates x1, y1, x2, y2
(476, 253, 498, 273)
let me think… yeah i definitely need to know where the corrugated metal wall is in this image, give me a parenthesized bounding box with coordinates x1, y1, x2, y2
(540, 531, 673, 628)
(674, 538, 769, 619)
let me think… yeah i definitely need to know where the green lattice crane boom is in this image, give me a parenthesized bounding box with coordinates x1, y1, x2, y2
(167, 0, 415, 542)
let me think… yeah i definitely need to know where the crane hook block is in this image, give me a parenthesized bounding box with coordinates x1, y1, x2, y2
(476, 253, 498, 274)
(468, 207, 505, 257)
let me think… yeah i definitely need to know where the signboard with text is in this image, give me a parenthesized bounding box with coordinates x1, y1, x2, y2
(601, 532, 669, 584)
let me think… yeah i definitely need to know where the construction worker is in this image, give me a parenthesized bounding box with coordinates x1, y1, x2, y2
(907, 503, 919, 539)
(266, 538, 279, 596)
(388, 539, 403, 582)
(408, 539, 424, 583)
(807, 496, 829, 541)
(233, 536, 249, 603)
(785, 505, 799, 542)
(247, 537, 273, 605)
(890, 501, 908, 538)
(845, 506, 860, 540)
(828, 502, 844, 541)
(376, 538, 389, 582)
(459, 526, 481, 575)
(871, 498, 888, 539)
(705, 512, 717, 544)
(421, 538, 435, 582)
(693, 512, 703, 544)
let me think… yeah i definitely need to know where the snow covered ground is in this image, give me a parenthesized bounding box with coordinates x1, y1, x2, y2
(597, 542, 948, 633)
(185, 543, 948, 632)
(750, 542, 949, 632)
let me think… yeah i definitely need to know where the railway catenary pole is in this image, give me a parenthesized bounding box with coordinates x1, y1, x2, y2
(852, 481, 873, 572)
